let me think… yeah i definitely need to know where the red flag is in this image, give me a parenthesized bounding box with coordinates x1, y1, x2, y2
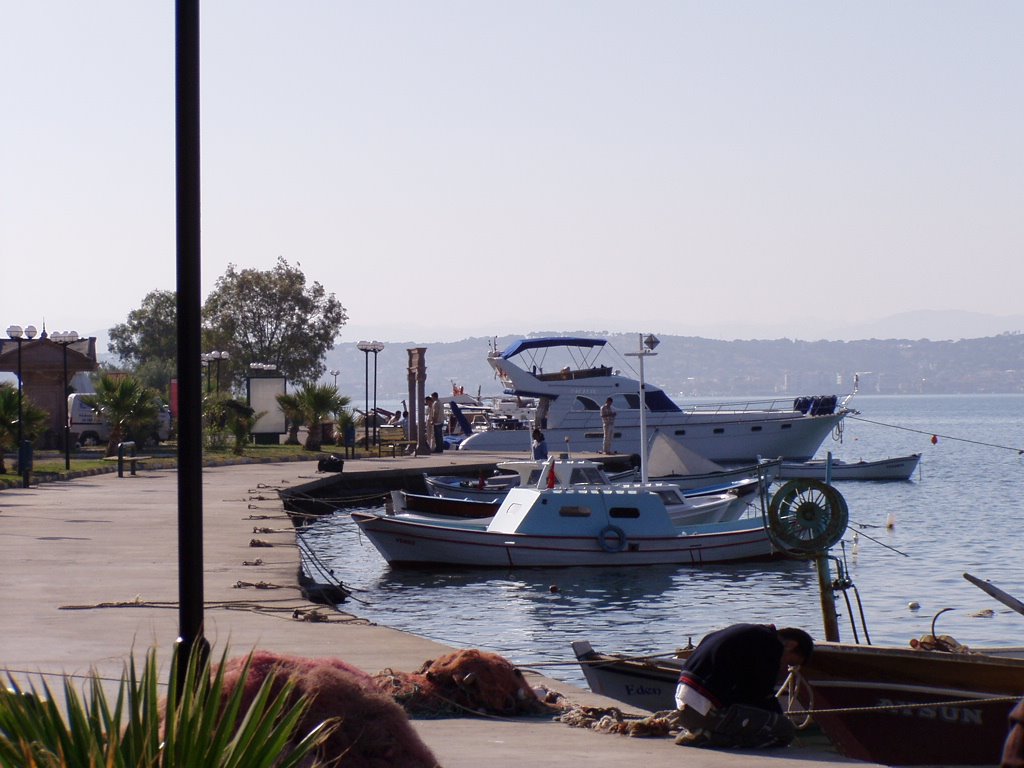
(547, 464, 557, 489)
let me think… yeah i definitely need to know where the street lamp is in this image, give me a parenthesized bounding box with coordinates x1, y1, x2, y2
(625, 333, 659, 483)
(202, 351, 229, 393)
(6, 323, 38, 488)
(51, 331, 79, 470)
(356, 341, 384, 448)
(329, 369, 340, 387)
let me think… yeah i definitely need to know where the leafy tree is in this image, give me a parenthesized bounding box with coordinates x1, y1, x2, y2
(107, 289, 178, 367)
(83, 374, 161, 456)
(0, 383, 49, 473)
(133, 358, 176, 399)
(203, 258, 347, 387)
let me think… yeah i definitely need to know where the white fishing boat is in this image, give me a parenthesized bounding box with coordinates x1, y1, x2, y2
(423, 457, 760, 523)
(351, 458, 781, 568)
(623, 430, 783, 489)
(776, 453, 921, 481)
(456, 337, 854, 462)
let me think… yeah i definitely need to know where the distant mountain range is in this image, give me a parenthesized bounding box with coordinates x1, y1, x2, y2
(74, 309, 1024, 400)
(679, 309, 1024, 344)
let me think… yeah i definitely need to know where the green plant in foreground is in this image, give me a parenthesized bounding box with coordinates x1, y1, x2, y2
(0, 645, 336, 768)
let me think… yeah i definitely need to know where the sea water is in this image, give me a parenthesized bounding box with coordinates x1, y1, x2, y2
(300, 394, 1024, 687)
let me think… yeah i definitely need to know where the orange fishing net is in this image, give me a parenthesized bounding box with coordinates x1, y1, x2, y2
(218, 651, 439, 768)
(374, 648, 562, 717)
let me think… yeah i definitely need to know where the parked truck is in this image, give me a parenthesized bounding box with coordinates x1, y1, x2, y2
(67, 393, 172, 447)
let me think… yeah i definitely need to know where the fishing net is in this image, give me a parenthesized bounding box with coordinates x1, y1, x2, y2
(374, 648, 562, 717)
(556, 704, 681, 737)
(218, 651, 439, 768)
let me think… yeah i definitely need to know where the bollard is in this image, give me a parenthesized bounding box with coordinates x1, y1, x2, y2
(18, 439, 33, 488)
(116, 441, 137, 478)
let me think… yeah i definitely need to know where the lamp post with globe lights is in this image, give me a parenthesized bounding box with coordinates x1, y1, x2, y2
(201, 350, 230, 393)
(51, 331, 80, 470)
(356, 341, 385, 449)
(6, 323, 38, 487)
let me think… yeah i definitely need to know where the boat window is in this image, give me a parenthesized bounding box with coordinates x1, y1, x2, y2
(781, 423, 792, 430)
(576, 396, 601, 411)
(713, 428, 724, 434)
(645, 390, 682, 413)
(674, 429, 686, 436)
(609, 507, 640, 519)
(570, 468, 606, 484)
(750, 425, 762, 432)
(652, 490, 680, 504)
(559, 505, 591, 518)
(623, 393, 640, 409)
(526, 470, 541, 484)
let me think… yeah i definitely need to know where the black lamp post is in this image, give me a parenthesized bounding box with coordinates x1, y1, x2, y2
(356, 341, 384, 448)
(201, 351, 229, 394)
(6, 323, 37, 488)
(51, 330, 79, 470)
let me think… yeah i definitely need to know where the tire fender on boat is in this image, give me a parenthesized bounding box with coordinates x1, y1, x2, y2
(598, 525, 627, 553)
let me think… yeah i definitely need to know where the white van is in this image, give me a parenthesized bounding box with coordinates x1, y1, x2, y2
(67, 393, 172, 446)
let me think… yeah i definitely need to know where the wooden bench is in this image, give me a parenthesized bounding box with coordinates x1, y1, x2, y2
(377, 426, 417, 457)
(102, 455, 152, 476)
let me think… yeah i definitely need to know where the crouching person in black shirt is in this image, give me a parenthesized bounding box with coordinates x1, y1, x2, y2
(674, 623, 813, 749)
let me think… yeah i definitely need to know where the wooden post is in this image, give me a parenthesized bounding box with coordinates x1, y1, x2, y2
(816, 554, 841, 642)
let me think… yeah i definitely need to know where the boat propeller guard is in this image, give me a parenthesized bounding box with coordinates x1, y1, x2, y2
(766, 479, 849, 557)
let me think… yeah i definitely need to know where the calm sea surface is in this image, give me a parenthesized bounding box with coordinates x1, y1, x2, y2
(300, 394, 1024, 688)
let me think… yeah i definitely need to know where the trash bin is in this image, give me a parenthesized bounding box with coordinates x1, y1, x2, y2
(18, 439, 33, 472)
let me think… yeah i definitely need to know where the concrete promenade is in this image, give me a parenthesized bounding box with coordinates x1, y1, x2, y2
(0, 453, 878, 768)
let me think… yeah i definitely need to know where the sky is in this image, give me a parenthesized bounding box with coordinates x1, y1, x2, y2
(3, 2, 1023, 348)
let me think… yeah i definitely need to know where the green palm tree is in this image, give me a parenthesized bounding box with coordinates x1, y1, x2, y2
(221, 398, 261, 455)
(83, 374, 161, 457)
(0, 383, 50, 474)
(296, 384, 349, 451)
(275, 392, 305, 445)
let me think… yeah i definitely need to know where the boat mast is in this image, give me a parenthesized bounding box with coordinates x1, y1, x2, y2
(626, 333, 660, 483)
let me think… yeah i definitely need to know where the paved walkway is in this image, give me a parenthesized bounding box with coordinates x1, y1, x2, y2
(0, 454, 878, 767)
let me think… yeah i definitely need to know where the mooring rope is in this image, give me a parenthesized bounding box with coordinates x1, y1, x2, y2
(848, 414, 1024, 454)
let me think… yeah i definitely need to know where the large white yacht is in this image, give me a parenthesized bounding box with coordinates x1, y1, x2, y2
(456, 336, 855, 462)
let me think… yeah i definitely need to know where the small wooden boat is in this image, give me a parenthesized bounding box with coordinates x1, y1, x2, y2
(777, 453, 921, 481)
(572, 638, 1024, 765)
(388, 490, 500, 519)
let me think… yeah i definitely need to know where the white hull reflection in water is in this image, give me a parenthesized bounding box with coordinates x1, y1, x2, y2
(304, 395, 1024, 690)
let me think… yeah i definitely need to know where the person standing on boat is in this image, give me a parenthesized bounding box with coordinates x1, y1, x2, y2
(531, 429, 548, 461)
(430, 392, 445, 453)
(674, 623, 813, 749)
(600, 397, 616, 454)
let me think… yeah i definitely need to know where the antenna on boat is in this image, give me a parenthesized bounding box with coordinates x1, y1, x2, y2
(625, 333, 659, 483)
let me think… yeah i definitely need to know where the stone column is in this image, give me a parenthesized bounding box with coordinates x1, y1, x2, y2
(407, 347, 430, 454)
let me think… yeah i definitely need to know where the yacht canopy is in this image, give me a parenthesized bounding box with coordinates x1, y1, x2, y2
(499, 337, 606, 359)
